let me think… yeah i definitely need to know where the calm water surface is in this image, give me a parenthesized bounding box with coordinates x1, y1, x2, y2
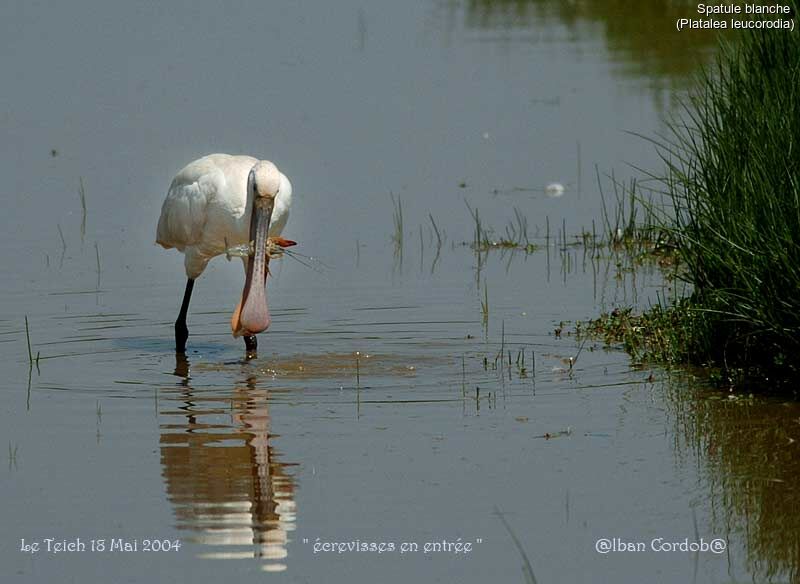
(2, 1, 798, 583)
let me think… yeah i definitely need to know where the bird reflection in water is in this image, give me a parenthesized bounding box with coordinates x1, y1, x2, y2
(160, 354, 297, 572)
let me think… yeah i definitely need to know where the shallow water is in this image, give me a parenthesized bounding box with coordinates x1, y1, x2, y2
(2, 1, 799, 583)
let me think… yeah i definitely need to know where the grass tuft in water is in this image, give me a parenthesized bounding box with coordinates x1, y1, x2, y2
(596, 169, 675, 262)
(466, 202, 538, 252)
(24, 316, 33, 364)
(8, 442, 18, 470)
(57, 223, 67, 250)
(390, 193, 403, 248)
(494, 506, 538, 584)
(78, 177, 87, 242)
(355, 351, 361, 388)
(94, 241, 101, 289)
(480, 280, 489, 328)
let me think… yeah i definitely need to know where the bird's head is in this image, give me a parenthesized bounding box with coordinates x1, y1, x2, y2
(251, 160, 281, 199)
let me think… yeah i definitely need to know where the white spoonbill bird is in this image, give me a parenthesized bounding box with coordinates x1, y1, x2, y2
(156, 153, 294, 354)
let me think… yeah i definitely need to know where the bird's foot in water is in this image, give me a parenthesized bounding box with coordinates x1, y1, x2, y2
(173, 352, 190, 378)
(244, 335, 258, 359)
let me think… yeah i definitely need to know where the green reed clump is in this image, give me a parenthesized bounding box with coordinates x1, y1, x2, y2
(646, 13, 800, 383)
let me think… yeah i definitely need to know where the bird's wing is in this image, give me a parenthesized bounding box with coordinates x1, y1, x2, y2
(156, 162, 226, 251)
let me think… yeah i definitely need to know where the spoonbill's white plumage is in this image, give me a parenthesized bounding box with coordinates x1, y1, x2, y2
(156, 153, 293, 354)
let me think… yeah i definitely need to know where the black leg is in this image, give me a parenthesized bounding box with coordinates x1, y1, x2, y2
(175, 278, 195, 353)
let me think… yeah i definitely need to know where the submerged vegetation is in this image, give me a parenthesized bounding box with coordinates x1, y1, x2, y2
(590, 14, 800, 386)
(580, 302, 709, 367)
